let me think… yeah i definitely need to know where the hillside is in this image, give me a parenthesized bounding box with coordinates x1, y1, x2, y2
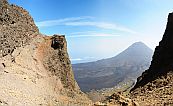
(0, 0, 91, 105)
(94, 12, 173, 106)
(73, 42, 153, 92)
(129, 12, 173, 105)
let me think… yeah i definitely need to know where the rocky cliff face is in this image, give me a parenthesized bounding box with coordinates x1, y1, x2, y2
(0, 0, 91, 105)
(132, 13, 173, 91)
(0, 0, 39, 57)
(130, 13, 173, 105)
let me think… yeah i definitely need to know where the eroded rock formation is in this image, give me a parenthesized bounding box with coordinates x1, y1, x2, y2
(130, 13, 173, 105)
(0, 0, 38, 57)
(0, 0, 91, 105)
(132, 13, 173, 91)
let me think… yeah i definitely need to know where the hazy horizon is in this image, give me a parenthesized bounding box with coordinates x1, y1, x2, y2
(9, 0, 173, 63)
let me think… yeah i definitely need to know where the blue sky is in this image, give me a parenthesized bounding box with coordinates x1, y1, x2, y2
(9, 0, 173, 63)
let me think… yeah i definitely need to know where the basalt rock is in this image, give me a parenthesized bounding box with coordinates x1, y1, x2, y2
(131, 13, 173, 91)
(43, 35, 76, 90)
(0, 0, 91, 105)
(129, 12, 173, 105)
(0, 0, 39, 57)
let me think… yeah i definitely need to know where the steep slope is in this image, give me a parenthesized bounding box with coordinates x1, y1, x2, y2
(0, 0, 91, 105)
(130, 13, 173, 105)
(73, 42, 153, 92)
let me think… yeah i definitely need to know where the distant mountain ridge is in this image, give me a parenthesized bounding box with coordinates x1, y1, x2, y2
(73, 42, 153, 92)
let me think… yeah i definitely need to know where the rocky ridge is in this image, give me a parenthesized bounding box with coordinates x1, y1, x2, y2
(0, 0, 38, 57)
(0, 0, 91, 105)
(130, 12, 173, 105)
(132, 13, 173, 90)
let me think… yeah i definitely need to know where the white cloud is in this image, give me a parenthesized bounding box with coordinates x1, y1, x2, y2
(70, 56, 95, 62)
(70, 31, 97, 35)
(36, 16, 94, 27)
(36, 16, 136, 34)
(65, 21, 136, 34)
(83, 56, 95, 59)
(70, 58, 83, 61)
(66, 31, 120, 38)
(67, 32, 120, 38)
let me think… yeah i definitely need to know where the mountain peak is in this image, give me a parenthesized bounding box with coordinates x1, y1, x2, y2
(118, 42, 153, 58)
(73, 41, 153, 92)
(128, 41, 149, 49)
(132, 41, 145, 45)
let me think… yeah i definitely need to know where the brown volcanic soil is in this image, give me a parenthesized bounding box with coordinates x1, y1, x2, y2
(0, 0, 91, 105)
(131, 72, 173, 106)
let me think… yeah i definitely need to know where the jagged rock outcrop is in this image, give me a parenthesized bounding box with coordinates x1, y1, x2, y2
(132, 12, 173, 91)
(130, 13, 173, 105)
(0, 0, 39, 57)
(0, 0, 91, 105)
(94, 93, 139, 106)
(43, 35, 76, 90)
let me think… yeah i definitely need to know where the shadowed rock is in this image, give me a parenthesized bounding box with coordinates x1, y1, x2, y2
(131, 13, 173, 91)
